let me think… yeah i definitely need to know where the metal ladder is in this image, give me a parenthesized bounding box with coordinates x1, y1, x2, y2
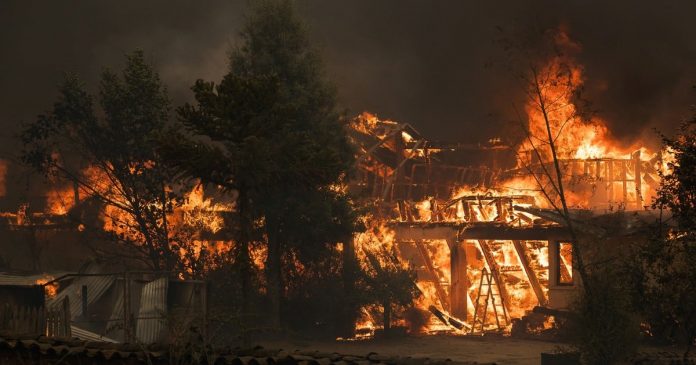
(470, 268, 509, 333)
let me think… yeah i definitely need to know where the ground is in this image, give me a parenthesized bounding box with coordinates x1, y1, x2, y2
(258, 335, 564, 365)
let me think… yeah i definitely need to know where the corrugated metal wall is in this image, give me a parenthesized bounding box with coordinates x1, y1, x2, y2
(135, 277, 168, 343)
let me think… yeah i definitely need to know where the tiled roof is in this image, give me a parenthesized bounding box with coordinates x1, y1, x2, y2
(0, 335, 494, 365)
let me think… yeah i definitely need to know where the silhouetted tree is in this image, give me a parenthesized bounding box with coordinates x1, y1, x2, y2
(21, 51, 187, 273)
(499, 26, 638, 364)
(163, 0, 359, 331)
(632, 104, 696, 360)
(362, 247, 420, 332)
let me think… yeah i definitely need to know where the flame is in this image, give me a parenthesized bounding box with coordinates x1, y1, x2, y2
(180, 184, 234, 234)
(516, 30, 637, 162)
(35, 276, 57, 298)
(345, 33, 668, 332)
(39, 163, 239, 277)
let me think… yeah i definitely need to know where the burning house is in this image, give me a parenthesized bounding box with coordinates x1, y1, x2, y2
(344, 33, 667, 335)
(346, 109, 664, 335)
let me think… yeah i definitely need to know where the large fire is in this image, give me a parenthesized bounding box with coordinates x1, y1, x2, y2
(37, 161, 236, 276)
(3, 29, 668, 340)
(345, 29, 666, 338)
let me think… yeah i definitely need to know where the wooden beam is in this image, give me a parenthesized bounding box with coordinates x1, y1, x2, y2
(512, 240, 546, 306)
(459, 225, 571, 241)
(415, 240, 450, 312)
(392, 223, 460, 242)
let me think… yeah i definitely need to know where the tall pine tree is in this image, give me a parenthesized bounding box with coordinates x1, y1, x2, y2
(165, 0, 358, 329)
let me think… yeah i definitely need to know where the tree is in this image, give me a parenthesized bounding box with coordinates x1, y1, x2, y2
(499, 27, 637, 364)
(163, 0, 358, 330)
(362, 246, 420, 333)
(631, 107, 696, 360)
(21, 51, 184, 273)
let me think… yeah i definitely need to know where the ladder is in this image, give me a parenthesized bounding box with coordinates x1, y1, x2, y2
(470, 268, 509, 333)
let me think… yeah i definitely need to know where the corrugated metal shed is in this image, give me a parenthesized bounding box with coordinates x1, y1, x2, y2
(136, 277, 168, 344)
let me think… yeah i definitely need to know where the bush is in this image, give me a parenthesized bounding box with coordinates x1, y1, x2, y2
(572, 269, 639, 365)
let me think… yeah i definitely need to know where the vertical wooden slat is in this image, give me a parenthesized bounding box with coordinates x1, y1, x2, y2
(449, 239, 470, 321)
(622, 160, 628, 206)
(62, 296, 71, 337)
(634, 150, 643, 209)
(608, 161, 615, 205)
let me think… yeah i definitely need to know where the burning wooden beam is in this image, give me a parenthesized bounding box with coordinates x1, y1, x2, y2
(512, 240, 547, 306)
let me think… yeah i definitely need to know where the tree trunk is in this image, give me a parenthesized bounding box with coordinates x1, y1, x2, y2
(533, 69, 591, 294)
(236, 188, 254, 345)
(383, 300, 391, 332)
(340, 236, 358, 337)
(265, 215, 282, 329)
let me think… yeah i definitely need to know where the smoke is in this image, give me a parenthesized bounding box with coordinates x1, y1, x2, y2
(1, 0, 695, 151)
(300, 1, 696, 148)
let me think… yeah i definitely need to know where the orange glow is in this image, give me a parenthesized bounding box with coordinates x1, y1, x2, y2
(35, 276, 57, 298)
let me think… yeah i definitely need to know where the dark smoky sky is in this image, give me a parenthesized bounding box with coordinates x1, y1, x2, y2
(1, 0, 696, 157)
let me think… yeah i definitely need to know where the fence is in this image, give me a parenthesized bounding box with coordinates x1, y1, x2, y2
(0, 297, 71, 337)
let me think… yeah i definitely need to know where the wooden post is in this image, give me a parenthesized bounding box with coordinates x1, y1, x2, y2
(583, 160, 589, 176)
(449, 239, 470, 321)
(81, 285, 88, 318)
(62, 296, 71, 337)
(622, 160, 628, 206)
(633, 150, 642, 209)
(393, 131, 405, 202)
(608, 161, 615, 206)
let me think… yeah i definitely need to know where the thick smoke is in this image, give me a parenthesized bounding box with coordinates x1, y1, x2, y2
(1, 0, 695, 152)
